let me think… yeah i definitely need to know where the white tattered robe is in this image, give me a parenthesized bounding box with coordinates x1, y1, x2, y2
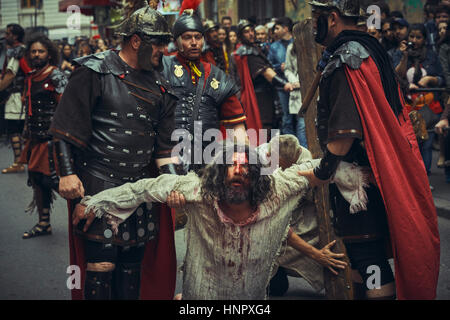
(81, 164, 311, 300)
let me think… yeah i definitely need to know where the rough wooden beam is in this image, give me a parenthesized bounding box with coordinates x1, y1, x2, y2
(293, 18, 354, 300)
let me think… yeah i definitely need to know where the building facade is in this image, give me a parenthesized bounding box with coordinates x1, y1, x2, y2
(0, 0, 93, 41)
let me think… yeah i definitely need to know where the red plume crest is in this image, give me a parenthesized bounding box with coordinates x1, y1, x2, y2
(179, 0, 203, 15)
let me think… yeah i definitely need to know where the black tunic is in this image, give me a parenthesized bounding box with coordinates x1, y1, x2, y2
(247, 54, 276, 127)
(318, 67, 389, 242)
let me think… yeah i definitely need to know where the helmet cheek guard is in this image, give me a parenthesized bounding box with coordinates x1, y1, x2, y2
(315, 14, 329, 45)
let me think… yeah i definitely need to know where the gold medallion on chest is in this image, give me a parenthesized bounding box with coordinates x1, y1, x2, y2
(174, 65, 184, 78)
(211, 78, 220, 90)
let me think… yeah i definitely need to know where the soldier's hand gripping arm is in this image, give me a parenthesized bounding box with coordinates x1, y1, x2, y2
(55, 139, 85, 199)
(298, 138, 354, 187)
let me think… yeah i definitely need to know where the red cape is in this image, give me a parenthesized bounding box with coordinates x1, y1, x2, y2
(234, 50, 263, 145)
(344, 58, 440, 300)
(68, 198, 177, 300)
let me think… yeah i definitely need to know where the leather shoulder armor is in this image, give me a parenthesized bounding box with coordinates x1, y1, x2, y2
(322, 41, 370, 78)
(73, 50, 122, 75)
(234, 44, 260, 57)
(161, 55, 176, 80)
(49, 68, 68, 94)
(6, 45, 25, 59)
(205, 65, 239, 103)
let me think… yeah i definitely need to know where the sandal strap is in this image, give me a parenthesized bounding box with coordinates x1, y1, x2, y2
(23, 223, 52, 238)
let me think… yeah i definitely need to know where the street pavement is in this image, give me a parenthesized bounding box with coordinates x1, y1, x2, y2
(0, 141, 449, 300)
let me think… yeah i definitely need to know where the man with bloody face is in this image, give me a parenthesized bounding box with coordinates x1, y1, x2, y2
(50, 5, 179, 300)
(298, 0, 440, 300)
(71, 141, 345, 299)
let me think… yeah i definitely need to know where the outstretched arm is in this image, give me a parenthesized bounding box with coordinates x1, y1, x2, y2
(77, 173, 200, 227)
(287, 230, 347, 275)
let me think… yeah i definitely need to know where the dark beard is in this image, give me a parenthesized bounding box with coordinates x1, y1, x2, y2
(137, 42, 155, 71)
(315, 14, 329, 45)
(31, 57, 48, 69)
(222, 181, 250, 204)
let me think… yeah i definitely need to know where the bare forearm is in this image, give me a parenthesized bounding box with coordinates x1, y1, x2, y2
(263, 67, 277, 83)
(225, 123, 247, 144)
(287, 231, 321, 260)
(80, 174, 182, 216)
(395, 55, 408, 78)
(0, 72, 14, 91)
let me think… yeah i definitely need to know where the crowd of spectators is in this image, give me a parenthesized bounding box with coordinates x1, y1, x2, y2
(214, 5, 450, 187)
(373, 0, 450, 186)
(346, 0, 450, 186)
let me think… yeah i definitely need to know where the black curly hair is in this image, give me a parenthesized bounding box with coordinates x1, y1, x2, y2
(25, 33, 60, 67)
(200, 142, 273, 210)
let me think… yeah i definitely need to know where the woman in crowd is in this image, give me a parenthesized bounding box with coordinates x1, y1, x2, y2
(381, 18, 397, 51)
(437, 21, 449, 49)
(393, 24, 445, 179)
(95, 38, 108, 53)
(77, 41, 92, 57)
(217, 26, 228, 45)
(228, 26, 238, 52)
(60, 43, 75, 76)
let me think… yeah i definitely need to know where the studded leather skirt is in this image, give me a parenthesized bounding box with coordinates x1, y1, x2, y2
(73, 167, 159, 248)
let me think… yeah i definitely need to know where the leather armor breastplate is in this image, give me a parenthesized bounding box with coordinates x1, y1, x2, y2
(162, 55, 238, 147)
(75, 51, 166, 184)
(27, 79, 58, 140)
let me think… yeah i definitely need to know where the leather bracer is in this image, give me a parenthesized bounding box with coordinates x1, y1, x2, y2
(55, 139, 75, 177)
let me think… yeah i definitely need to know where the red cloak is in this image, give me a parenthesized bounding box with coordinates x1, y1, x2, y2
(344, 57, 440, 300)
(234, 50, 263, 146)
(68, 199, 177, 300)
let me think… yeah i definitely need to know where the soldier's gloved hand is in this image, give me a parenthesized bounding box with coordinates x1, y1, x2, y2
(72, 203, 96, 232)
(298, 169, 324, 188)
(166, 191, 186, 209)
(59, 174, 85, 199)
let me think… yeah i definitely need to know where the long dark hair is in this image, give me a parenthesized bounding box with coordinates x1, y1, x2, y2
(61, 43, 74, 62)
(200, 142, 273, 211)
(408, 24, 428, 85)
(25, 33, 60, 67)
(437, 22, 450, 46)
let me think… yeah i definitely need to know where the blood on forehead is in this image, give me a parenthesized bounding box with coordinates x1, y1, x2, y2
(233, 152, 248, 165)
